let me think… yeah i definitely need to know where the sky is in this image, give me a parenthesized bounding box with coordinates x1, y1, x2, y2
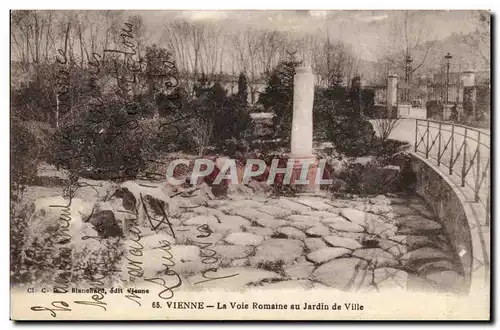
(136, 10, 484, 62)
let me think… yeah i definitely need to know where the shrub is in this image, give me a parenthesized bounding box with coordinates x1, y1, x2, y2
(53, 101, 154, 181)
(326, 116, 376, 157)
(11, 119, 41, 201)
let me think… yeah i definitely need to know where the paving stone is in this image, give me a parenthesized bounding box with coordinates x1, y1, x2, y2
(290, 197, 334, 211)
(397, 216, 442, 233)
(247, 226, 274, 237)
(305, 224, 332, 237)
(374, 267, 408, 290)
(212, 245, 254, 266)
(352, 248, 399, 268)
(409, 202, 435, 219)
(225, 232, 264, 246)
(250, 239, 304, 267)
(401, 247, 451, 263)
(304, 210, 341, 218)
(174, 226, 224, 245)
(364, 217, 397, 237)
(390, 204, 420, 217)
(257, 205, 293, 217)
(304, 237, 328, 251)
(377, 238, 407, 256)
(253, 217, 290, 229)
(340, 208, 372, 225)
(188, 267, 282, 289)
(417, 259, 457, 274)
(183, 214, 252, 233)
(284, 263, 315, 279)
(327, 221, 365, 233)
(269, 198, 313, 213)
(313, 257, 369, 290)
(320, 215, 352, 224)
(306, 247, 351, 264)
(425, 271, 465, 291)
(232, 208, 275, 221)
(275, 226, 307, 239)
(323, 236, 362, 250)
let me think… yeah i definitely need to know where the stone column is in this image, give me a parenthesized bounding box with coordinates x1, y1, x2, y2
(387, 74, 398, 117)
(291, 66, 314, 157)
(462, 70, 476, 120)
(289, 66, 320, 193)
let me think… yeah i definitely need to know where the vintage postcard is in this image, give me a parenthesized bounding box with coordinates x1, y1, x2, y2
(10, 10, 490, 320)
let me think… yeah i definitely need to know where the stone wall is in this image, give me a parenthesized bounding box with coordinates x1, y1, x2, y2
(409, 153, 476, 291)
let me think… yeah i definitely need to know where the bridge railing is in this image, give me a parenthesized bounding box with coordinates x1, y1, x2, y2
(414, 119, 490, 225)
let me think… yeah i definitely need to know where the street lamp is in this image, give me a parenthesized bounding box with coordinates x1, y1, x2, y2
(444, 52, 452, 104)
(405, 55, 413, 102)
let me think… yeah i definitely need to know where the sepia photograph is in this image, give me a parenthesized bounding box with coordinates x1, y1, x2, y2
(9, 9, 491, 320)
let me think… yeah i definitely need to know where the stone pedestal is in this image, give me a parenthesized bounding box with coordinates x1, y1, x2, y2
(290, 66, 319, 193)
(462, 70, 476, 120)
(387, 74, 398, 117)
(443, 104, 454, 121)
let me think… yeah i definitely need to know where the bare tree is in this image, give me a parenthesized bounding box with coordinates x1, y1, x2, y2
(373, 117, 401, 142)
(459, 11, 490, 68)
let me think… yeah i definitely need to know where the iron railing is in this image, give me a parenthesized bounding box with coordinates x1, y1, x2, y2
(414, 119, 490, 226)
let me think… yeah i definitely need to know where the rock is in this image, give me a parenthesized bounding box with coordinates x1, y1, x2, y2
(174, 226, 224, 245)
(305, 210, 341, 219)
(188, 267, 282, 290)
(269, 198, 313, 213)
(374, 267, 408, 290)
(284, 263, 315, 279)
(304, 238, 328, 251)
(353, 156, 375, 166)
(370, 195, 390, 205)
(390, 204, 420, 217)
(225, 232, 264, 246)
(229, 199, 265, 209)
(306, 247, 351, 264)
(87, 209, 124, 238)
(183, 214, 251, 234)
(212, 245, 255, 266)
(250, 239, 304, 267)
(247, 227, 274, 237)
(425, 271, 465, 292)
(340, 208, 371, 225)
(377, 238, 407, 256)
(323, 236, 362, 250)
(231, 208, 274, 221)
(275, 226, 307, 239)
(74, 179, 115, 202)
(305, 224, 331, 237)
(320, 215, 350, 224)
(364, 217, 397, 237)
(257, 205, 293, 218)
(137, 232, 175, 250)
(417, 260, 457, 274)
(142, 244, 210, 276)
(247, 180, 272, 194)
(398, 216, 442, 233)
(352, 248, 399, 268)
(289, 197, 333, 211)
(401, 247, 451, 263)
(327, 221, 365, 233)
(252, 217, 290, 229)
(313, 258, 369, 290)
(230, 258, 250, 267)
(409, 202, 435, 219)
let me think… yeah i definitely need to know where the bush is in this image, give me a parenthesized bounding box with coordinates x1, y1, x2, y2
(53, 101, 155, 181)
(11, 119, 41, 201)
(326, 116, 376, 157)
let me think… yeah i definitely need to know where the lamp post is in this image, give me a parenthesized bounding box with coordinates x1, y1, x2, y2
(445, 52, 452, 104)
(405, 55, 413, 103)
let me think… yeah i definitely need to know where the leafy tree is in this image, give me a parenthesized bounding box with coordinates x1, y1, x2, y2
(258, 55, 302, 138)
(237, 72, 249, 104)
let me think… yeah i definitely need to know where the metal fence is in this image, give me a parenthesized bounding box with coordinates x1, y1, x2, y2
(414, 119, 490, 226)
